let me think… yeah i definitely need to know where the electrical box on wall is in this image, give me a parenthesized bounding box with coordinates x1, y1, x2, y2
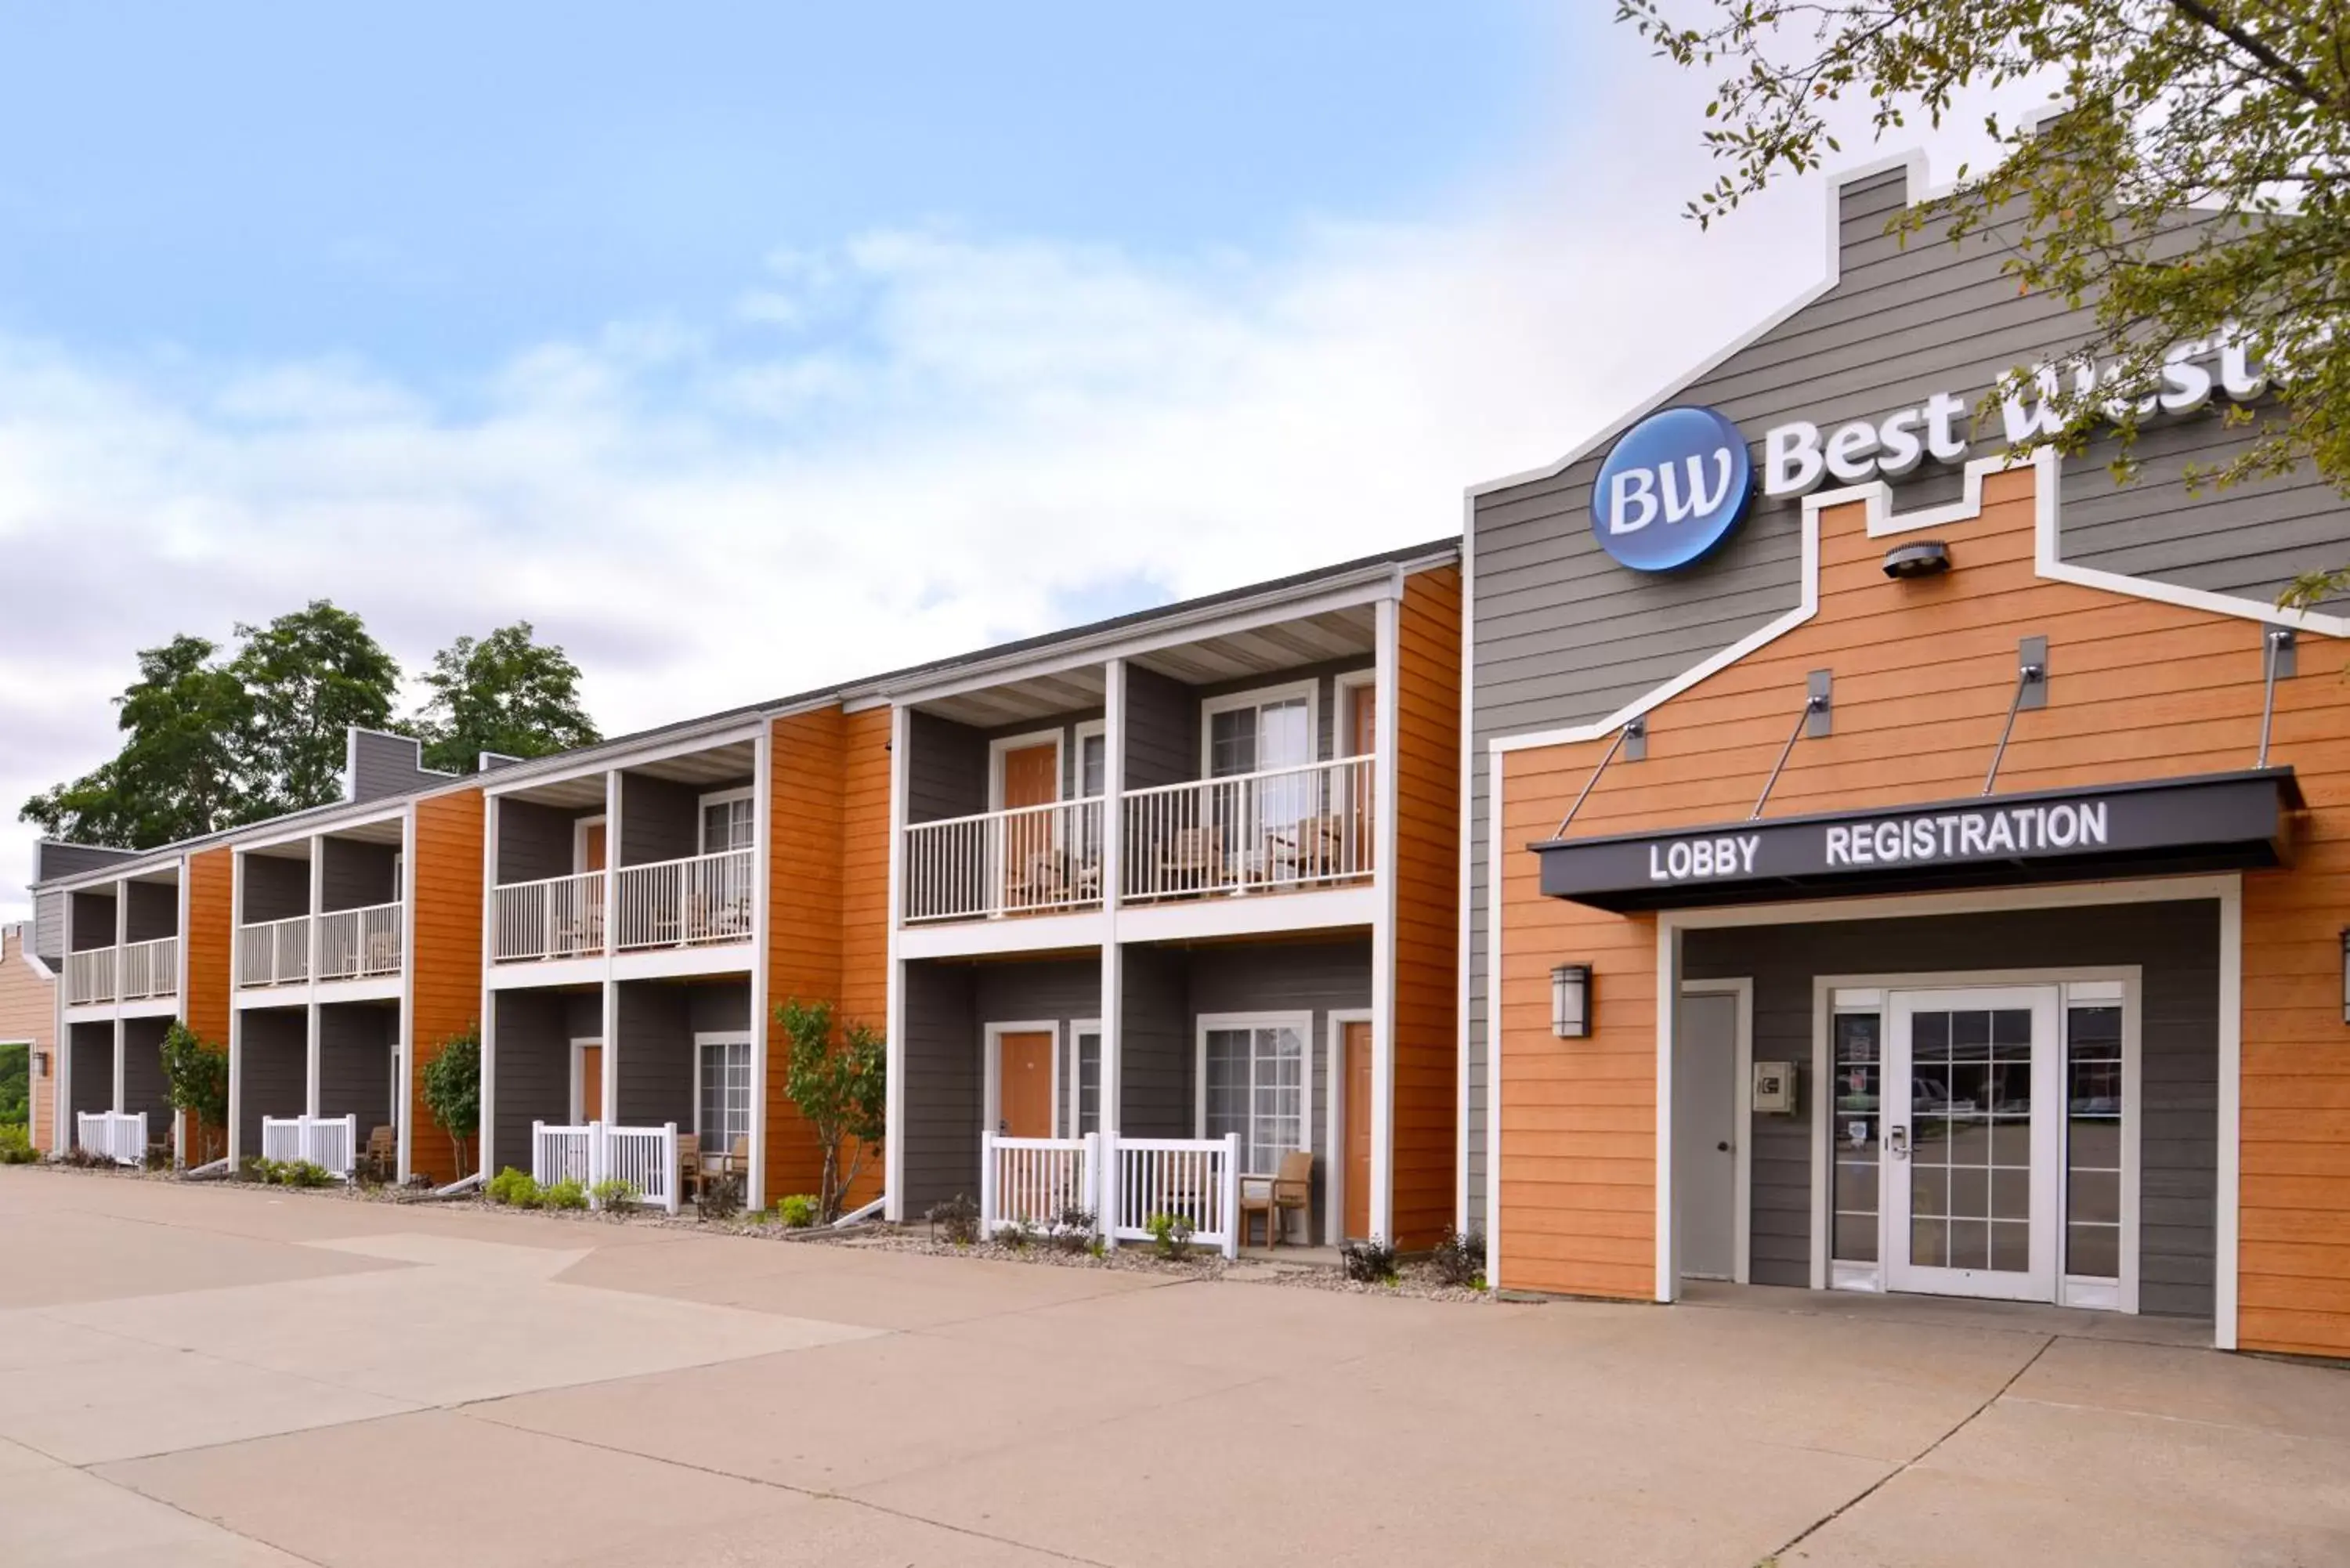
(1752, 1061, 1799, 1115)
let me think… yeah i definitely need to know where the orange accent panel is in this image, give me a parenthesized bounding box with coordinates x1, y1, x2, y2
(179, 847, 235, 1160)
(1390, 565, 1462, 1248)
(1344, 1019, 1374, 1241)
(1494, 465, 2350, 1352)
(408, 789, 485, 1183)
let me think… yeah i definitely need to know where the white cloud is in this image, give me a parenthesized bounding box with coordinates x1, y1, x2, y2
(0, 73, 2032, 919)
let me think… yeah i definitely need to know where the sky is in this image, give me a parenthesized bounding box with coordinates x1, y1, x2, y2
(0, 2, 2028, 919)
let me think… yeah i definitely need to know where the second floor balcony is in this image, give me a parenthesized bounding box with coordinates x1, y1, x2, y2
(491, 847, 755, 964)
(65, 934, 180, 1007)
(236, 819, 407, 991)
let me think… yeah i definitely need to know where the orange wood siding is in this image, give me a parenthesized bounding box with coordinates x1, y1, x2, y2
(408, 789, 484, 1183)
(182, 847, 234, 1158)
(1495, 464, 2350, 1353)
(763, 704, 891, 1207)
(2, 927, 56, 1151)
(1390, 565, 1463, 1248)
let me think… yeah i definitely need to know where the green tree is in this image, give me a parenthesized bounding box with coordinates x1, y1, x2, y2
(0, 1042, 27, 1126)
(159, 1021, 230, 1166)
(232, 600, 403, 815)
(22, 634, 253, 848)
(420, 1024, 482, 1180)
(413, 623, 601, 775)
(775, 996, 886, 1223)
(1619, 2, 2350, 517)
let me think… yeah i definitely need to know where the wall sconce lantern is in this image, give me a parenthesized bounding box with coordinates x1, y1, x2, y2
(33, 1050, 49, 1078)
(1552, 963, 1593, 1039)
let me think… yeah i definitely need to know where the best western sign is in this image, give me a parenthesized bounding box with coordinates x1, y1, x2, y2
(1590, 334, 2269, 572)
(1532, 771, 2295, 912)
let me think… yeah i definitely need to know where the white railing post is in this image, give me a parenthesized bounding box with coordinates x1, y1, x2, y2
(531, 1119, 545, 1186)
(979, 1131, 998, 1237)
(1082, 1130, 1101, 1227)
(1220, 1133, 1242, 1260)
(663, 1122, 680, 1214)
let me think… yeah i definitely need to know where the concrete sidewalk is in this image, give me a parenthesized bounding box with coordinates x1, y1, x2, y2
(2, 1168, 2344, 1566)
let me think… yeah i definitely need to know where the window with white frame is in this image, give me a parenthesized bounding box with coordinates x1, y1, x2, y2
(1201, 1019, 1307, 1175)
(1069, 1027, 1101, 1137)
(696, 1036, 753, 1155)
(1205, 688, 1313, 779)
(700, 790, 754, 854)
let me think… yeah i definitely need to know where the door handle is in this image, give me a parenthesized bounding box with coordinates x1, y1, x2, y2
(1716, 1140, 1731, 1153)
(1887, 1125, 1909, 1160)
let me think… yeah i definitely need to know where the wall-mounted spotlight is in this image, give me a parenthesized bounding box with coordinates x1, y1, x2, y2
(1883, 540, 1953, 579)
(1551, 963, 1593, 1039)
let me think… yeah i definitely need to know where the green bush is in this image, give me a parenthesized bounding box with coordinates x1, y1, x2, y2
(0, 1123, 35, 1165)
(927, 1194, 979, 1246)
(588, 1177, 638, 1209)
(1340, 1236, 1399, 1284)
(776, 1193, 819, 1228)
(1145, 1210, 1195, 1260)
(486, 1166, 544, 1208)
(275, 1160, 334, 1189)
(696, 1172, 744, 1222)
(542, 1178, 588, 1211)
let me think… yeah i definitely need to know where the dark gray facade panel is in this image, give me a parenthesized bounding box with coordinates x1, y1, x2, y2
(35, 842, 141, 883)
(240, 855, 309, 923)
(972, 958, 1101, 1140)
(497, 800, 593, 885)
(907, 711, 987, 825)
(616, 982, 693, 1131)
(68, 1023, 113, 1125)
(901, 961, 980, 1212)
(34, 891, 63, 970)
(319, 1003, 396, 1130)
(349, 732, 446, 804)
(1123, 667, 1196, 793)
(1119, 945, 1190, 1138)
(320, 839, 398, 913)
(237, 1009, 306, 1155)
(491, 990, 573, 1172)
(122, 881, 177, 942)
(67, 891, 118, 951)
(1683, 899, 2217, 1316)
(121, 1017, 173, 1135)
(686, 981, 753, 1036)
(619, 774, 701, 868)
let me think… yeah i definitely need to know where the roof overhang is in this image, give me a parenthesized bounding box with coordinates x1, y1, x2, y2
(1531, 768, 2301, 913)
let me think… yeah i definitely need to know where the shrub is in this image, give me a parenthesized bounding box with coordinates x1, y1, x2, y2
(275, 1160, 334, 1189)
(927, 1194, 980, 1246)
(240, 1154, 274, 1183)
(1340, 1236, 1399, 1284)
(588, 1177, 638, 1209)
(63, 1144, 108, 1169)
(1430, 1226, 1488, 1288)
(143, 1140, 176, 1172)
(0, 1123, 37, 1164)
(158, 1021, 230, 1165)
(776, 1193, 819, 1229)
(996, 1219, 1036, 1252)
(486, 1166, 543, 1208)
(774, 996, 886, 1223)
(1145, 1210, 1194, 1260)
(420, 1024, 482, 1180)
(543, 1178, 589, 1211)
(1050, 1205, 1097, 1255)
(696, 1172, 744, 1222)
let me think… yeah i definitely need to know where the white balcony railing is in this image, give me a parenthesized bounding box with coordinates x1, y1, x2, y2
(66, 947, 117, 1006)
(491, 869, 606, 964)
(76, 1110, 148, 1166)
(981, 1132, 1099, 1233)
(530, 1119, 681, 1212)
(319, 901, 403, 981)
(902, 797, 1107, 923)
(259, 1113, 356, 1177)
(237, 915, 311, 988)
(614, 849, 756, 952)
(976, 1131, 1239, 1259)
(120, 936, 179, 1001)
(1122, 754, 1375, 903)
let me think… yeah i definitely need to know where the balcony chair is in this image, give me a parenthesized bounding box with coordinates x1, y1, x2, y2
(1238, 1150, 1314, 1248)
(364, 929, 400, 974)
(1007, 849, 1068, 911)
(677, 1133, 703, 1201)
(359, 1124, 396, 1182)
(1155, 826, 1224, 894)
(1277, 815, 1348, 882)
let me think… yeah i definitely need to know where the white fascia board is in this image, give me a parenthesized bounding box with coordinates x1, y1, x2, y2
(480, 721, 769, 799)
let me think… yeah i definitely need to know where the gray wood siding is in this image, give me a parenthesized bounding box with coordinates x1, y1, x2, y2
(1683, 899, 2218, 1317)
(901, 959, 980, 1211)
(1123, 667, 1196, 792)
(68, 1023, 113, 1124)
(121, 1017, 173, 1133)
(318, 1002, 396, 1129)
(240, 856, 309, 923)
(686, 981, 752, 1035)
(67, 890, 117, 950)
(618, 774, 700, 868)
(237, 1008, 306, 1154)
(122, 881, 177, 942)
(319, 839, 397, 913)
(349, 731, 446, 804)
(34, 891, 63, 970)
(1463, 165, 2350, 1226)
(616, 981, 693, 1129)
(34, 842, 141, 883)
(497, 800, 593, 884)
(1119, 945, 1191, 1137)
(907, 711, 987, 825)
(491, 989, 575, 1172)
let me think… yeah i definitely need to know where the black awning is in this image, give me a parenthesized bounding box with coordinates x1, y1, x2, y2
(1531, 768, 2300, 912)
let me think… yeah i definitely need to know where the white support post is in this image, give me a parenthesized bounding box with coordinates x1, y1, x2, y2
(602, 769, 623, 1129)
(1220, 1132, 1242, 1261)
(1369, 592, 1401, 1242)
(306, 838, 325, 1118)
(746, 720, 772, 1212)
(113, 880, 128, 1112)
(884, 705, 911, 1222)
(468, 799, 494, 1184)
(1100, 658, 1125, 1245)
(531, 1118, 544, 1185)
(663, 1121, 681, 1215)
(112, 1017, 125, 1117)
(979, 1130, 999, 1237)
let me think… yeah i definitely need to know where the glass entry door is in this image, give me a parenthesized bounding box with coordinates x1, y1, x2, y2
(1883, 987, 2062, 1302)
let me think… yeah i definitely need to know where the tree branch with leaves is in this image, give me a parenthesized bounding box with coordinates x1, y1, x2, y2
(775, 996, 886, 1223)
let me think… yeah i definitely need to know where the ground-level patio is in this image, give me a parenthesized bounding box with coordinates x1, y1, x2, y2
(2, 1166, 2343, 1567)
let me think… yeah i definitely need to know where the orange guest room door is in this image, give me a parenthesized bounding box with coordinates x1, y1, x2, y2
(998, 742, 1060, 908)
(580, 822, 608, 873)
(996, 1030, 1054, 1139)
(577, 1044, 603, 1123)
(1344, 1020, 1373, 1241)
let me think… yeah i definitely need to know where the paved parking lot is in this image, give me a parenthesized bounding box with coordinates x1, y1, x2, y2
(2, 1167, 2345, 1566)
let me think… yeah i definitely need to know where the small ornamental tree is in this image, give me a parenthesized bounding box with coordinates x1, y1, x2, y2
(419, 1024, 482, 1180)
(776, 997, 886, 1223)
(158, 1021, 229, 1165)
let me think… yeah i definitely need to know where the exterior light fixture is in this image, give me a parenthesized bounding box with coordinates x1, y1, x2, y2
(1551, 963, 1593, 1039)
(1883, 540, 1953, 579)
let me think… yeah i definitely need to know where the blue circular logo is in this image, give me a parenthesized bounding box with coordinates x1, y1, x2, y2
(1590, 406, 1754, 572)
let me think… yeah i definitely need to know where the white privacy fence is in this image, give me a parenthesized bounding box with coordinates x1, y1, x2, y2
(1123, 756, 1374, 902)
(258, 1114, 357, 1176)
(492, 870, 605, 963)
(903, 797, 1107, 923)
(318, 901, 403, 980)
(67, 947, 117, 1006)
(530, 1120, 682, 1212)
(237, 915, 311, 988)
(976, 1132, 1239, 1259)
(120, 935, 179, 1000)
(615, 850, 757, 951)
(76, 1111, 148, 1165)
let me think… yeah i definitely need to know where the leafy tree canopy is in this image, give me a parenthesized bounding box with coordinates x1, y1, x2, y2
(413, 623, 601, 776)
(231, 601, 402, 817)
(1619, 1, 2349, 558)
(24, 633, 255, 847)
